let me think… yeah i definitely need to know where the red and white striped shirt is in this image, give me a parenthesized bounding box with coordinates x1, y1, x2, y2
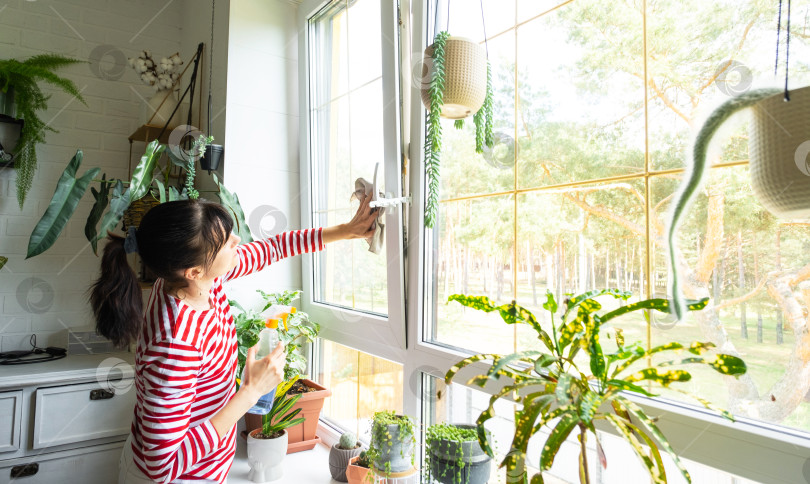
(129, 229, 324, 483)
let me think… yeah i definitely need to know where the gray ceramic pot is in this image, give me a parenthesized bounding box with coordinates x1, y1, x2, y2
(371, 416, 415, 473)
(328, 442, 363, 482)
(427, 424, 492, 484)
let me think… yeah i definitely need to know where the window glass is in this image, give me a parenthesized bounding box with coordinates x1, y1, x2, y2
(318, 340, 404, 440)
(427, 0, 810, 437)
(310, 0, 389, 315)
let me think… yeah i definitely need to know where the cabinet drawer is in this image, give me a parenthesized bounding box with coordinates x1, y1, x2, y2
(33, 381, 135, 449)
(0, 391, 21, 453)
(0, 443, 122, 484)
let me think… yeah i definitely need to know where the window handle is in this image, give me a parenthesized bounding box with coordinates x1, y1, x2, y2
(368, 162, 410, 213)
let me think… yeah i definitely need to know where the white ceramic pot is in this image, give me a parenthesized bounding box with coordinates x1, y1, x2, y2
(247, 428, 288, 482)
(749, 85, 810, 220)
(420, 36, 488, 120)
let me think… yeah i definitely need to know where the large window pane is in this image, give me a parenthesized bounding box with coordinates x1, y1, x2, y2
(646, 0, 810, 171)
(652, 165, 810, 433)
(310, 0, 388, 315)
(318, 340, 404, 440)
(516, 1, 645, 188)
(515, 181, 647, 354)
(432, 195, 516, 354)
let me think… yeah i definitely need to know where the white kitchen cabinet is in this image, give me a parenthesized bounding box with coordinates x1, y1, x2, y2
(0, 353, 136, 483)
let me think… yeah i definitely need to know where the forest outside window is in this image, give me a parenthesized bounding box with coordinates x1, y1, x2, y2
(426, 0, 810, 438)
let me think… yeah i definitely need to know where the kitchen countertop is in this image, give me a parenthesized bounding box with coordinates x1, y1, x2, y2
(228, 418, 335, 484)
(0, 351, 136, 389)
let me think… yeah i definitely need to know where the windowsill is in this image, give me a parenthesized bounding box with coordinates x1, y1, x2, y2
(227, 419, 334, 484)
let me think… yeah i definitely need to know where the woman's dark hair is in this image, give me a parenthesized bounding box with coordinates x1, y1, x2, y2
(90, 199, 235, 347)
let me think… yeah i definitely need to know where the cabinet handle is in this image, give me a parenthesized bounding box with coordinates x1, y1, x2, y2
(90, 388, 115, 400)
(11, 463, 38, 478)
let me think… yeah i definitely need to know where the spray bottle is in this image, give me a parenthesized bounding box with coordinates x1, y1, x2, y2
(242, 306, 296, 414)
(243, 317, 281, 415)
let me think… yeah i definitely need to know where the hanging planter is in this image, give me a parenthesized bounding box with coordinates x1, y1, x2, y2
(200, 143, 223, 171)
(666, 1, 809, 321)
(422, 31, 494, 228)
(420, 37, 488, 119)
(748, 86, 810, 219)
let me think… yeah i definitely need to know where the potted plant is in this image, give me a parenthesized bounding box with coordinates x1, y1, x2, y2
(0, 54, 87, 209)
(346, 450, 373, 484)
(421, 31, 494, 228)
(247, 377, 305, 483)
(424, 423, 492, 484)
(444, 290, 747, 484)
(369, 410, 416, 476)
(25, 136, 251, 261)
(234, 289, 332, 453)
(329, 432, 363, 482)
(127, 50, 185, 129)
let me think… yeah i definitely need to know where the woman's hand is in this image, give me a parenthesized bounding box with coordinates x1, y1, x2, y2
(323, 194, 378, 243)
(241, 342, 285, 402)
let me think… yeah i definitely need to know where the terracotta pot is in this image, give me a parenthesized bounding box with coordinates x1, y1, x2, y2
(247, 428, 288, 483)
(346, 455, 371, 484)
(243, 379, 331, 454)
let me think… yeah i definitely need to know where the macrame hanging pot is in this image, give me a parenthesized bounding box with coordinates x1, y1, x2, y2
(748, 85, 810, 220)
(420, 36, 487, 119)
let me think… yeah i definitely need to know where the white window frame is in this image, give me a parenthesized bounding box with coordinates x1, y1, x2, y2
(299, 0, 810, 482)
(298, 0, 407, 364)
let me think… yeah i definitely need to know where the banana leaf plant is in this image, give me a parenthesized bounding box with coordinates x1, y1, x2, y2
(444, 290, 747, 484)
(25, 137, 253, 259)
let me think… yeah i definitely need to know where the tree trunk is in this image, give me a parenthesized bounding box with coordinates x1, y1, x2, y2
(776, 226, 783, 345)
(738, 230, 747, 339)
(755, 247, 763, 343)
(462, 247, 469, 295)
(529, 241, 538, 305)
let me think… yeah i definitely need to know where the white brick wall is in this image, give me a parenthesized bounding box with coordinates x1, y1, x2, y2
(0, 0, 186, 351)
(0, 0, 305, 351)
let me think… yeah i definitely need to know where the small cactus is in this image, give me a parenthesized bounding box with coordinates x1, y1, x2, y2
(339, 432, 358, 450)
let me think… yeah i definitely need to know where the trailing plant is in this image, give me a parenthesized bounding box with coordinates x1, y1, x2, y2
(423, 31, 494, 228)
(258, 376, 306, 439)
(0, 54, 87, 209)
(25, 135, 249, 259)
(368, 410, 416, 476)
(445, 290, 748, 484)
(231, 289, 320, 389)
(424, 423, 479, 484)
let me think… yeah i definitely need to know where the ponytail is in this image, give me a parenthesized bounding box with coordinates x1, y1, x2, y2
(89, 234, 143, 348)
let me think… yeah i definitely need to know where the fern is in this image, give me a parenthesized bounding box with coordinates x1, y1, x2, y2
(0, 55, 87, 208)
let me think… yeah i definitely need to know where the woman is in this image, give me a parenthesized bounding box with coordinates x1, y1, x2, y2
(90, 196, 377, 483)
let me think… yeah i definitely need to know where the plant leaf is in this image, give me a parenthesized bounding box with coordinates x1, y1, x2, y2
(539, 409, 579, 470)
(601, 297, 708, 324)
(27, 150, 100, 258)
(129, 140, 165, 202)
(154, 178, 166, 203)
(614, 395, 690, 484)
(604, 414, 666, 484)
(213, 173, 253, 243)
(606, 379, 658, 397)
(94, 180, 130, 243)
(0, 256, 7, 270)
(625, 368, 691, 387)
(84, 174, 111, 254)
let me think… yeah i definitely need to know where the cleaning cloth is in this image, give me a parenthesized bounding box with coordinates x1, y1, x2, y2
(351, 177, 385, 254)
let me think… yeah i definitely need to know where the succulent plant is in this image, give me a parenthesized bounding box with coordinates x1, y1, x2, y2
(339, 432, 358, 450)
